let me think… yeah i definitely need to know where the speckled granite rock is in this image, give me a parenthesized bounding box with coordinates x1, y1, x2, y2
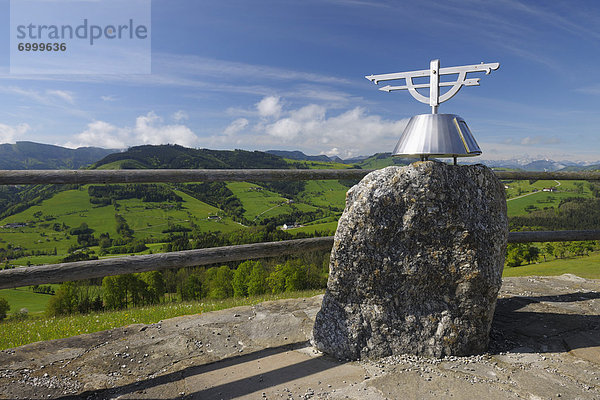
(312, 161, 508, 359)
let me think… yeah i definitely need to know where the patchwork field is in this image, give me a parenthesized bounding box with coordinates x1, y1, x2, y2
(0, 186, 241, 265)
(226, 181, 318, 222)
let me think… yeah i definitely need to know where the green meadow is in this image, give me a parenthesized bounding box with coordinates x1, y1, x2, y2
(0, 286, 59, 314)
(297, 180, 349, 210)
(0, 289, 325, 350)
(503, 251, 600, 279)
(506, 190, 592, 216)
(226, 181, 317, 222)
(286, 221, 338, 235)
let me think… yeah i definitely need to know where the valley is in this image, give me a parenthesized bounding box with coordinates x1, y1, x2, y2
(0, 144, 599, 337)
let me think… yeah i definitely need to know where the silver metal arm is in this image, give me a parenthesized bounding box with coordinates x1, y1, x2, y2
(366, 60, 500, 114)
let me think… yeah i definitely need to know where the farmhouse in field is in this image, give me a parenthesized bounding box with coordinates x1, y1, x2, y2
(282, 223, 301, 230)
(542, 187, 557, 192)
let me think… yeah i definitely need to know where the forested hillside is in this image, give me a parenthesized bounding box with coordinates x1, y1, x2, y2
(93, 144, 291, 169)
(0, 141, 117, 170)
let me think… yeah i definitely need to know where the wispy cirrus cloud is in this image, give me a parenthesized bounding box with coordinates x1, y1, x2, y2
(0, 86, 74, 105)
(0, 53, 350, 89)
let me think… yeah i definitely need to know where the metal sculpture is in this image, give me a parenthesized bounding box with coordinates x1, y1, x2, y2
(366, 59, 499, 163)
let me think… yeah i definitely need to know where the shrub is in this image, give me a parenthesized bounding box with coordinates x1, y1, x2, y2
(46, 282, 79, 316)
(0, 297, 9, 321)
(181, 274, 203, 301)
(11, 308, 28, 321)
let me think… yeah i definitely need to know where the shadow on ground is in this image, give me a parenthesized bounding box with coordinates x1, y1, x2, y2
(58, 342, 343, 400)
(490, 291, 600, 354)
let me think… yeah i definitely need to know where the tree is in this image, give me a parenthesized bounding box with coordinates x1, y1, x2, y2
(569, 241, 585, 257)
(554, 242, 568, 259)
(267, 264, 287, 294)
(524, 246, 540, 264)
(282, 259, 308, 291)
(232, 261, 255, 297)
(247, 261, 268, 296)
(267, 259, 309, 293)
(207, 266, 233, 299)
(0, 297, 9, 321)
(47, 282, 79, 316)
(181, 274, 203, 301)
(505, 244, 525, 267)
(141, 271, 166, 304)
(102, 275, 127, 310)
(99, 233, 112, 249)
(544, 243, 554, 261)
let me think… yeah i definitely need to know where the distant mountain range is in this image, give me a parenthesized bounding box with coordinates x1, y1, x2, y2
(476, 158, 600, 172)
(0, 141, 599, 172)
(267, 150, 600, 171)
(0, 141, 118, 170)
(266, 150, 371, 164)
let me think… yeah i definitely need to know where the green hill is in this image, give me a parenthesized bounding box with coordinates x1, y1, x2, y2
(92, 144, 291, 169)
(355, 153, 412, 169)
(0, 141, 117, 170)
(0, 185, 241, 266)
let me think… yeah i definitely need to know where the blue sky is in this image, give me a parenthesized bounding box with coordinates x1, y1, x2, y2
(0, 0, 599, 162)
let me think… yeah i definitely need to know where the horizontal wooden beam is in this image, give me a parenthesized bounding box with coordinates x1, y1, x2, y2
(1, 230, 599, 289)
(0, 237, 335, 289)
(0, 169, 372, 185)
(507, 230, 600, 243)
(0, 168, 598, 185)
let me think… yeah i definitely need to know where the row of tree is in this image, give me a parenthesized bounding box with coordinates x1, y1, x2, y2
(45, 253, 330, 316)
(88, 184, 183, 204)
(505, 240, 598, 267)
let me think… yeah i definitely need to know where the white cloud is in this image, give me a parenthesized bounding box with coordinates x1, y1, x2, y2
(152, 53, 350, 85)
(172, 110, 189, 122)
(223, 118, 249, 136)
(210, 99, 408, 158)
(101, 95, 117, 102)
(67, 121, 128, 149)
(134, 112, 198, 147)
(65, 112, 199, 149)
(256, 96, 282, 118)
(521, 135, 561, 146)
(0, 86, 75, 105)
(0, 123, 30, 143)
(46, 90, 74, 104)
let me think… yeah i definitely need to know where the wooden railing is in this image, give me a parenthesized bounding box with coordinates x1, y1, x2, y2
(1, 168, 600, 185)
(0, 168, 599, 289)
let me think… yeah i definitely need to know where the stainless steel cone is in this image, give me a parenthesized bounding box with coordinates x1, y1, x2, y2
(393, 114, 482, 158)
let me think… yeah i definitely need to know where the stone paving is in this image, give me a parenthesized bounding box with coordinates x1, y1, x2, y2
(0, 274, 598, 399)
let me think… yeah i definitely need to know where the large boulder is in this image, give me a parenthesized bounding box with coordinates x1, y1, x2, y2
(312, 161, 508, 359)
